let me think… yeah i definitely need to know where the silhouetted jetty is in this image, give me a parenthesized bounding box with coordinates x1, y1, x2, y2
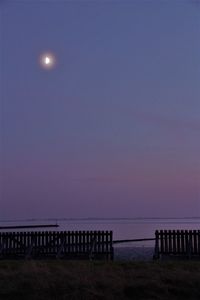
(0, 224, 59, 230)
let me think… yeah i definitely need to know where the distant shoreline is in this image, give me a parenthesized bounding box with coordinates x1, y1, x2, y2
(1, 216, 200, 223)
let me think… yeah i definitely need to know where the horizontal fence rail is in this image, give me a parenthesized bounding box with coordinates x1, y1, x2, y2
(154, 230, 200, 259)
(0, 231, 113, 260)
(113, 238, 155, 244)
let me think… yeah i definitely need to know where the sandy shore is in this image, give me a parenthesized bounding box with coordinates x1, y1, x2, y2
(114, 246, 154, 261)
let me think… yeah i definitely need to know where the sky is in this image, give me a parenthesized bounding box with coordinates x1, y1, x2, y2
(0, 0, 200, 219)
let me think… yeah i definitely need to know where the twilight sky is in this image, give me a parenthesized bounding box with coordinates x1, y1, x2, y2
(0, 0, 200, 219)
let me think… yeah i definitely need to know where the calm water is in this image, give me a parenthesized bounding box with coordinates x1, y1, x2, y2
(1, 218, 200, 247)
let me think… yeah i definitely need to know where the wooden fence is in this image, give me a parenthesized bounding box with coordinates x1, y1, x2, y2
(0, 231, 113, 260)
(154, 230, 200, 259)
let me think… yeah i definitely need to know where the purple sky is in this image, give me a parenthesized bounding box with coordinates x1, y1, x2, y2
(0, 1, 200, 219)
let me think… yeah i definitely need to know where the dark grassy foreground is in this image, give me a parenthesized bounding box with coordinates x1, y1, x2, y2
(0, 260, 200, 300)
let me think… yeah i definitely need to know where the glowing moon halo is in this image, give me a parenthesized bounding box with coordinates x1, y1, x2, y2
(39, 52, 56, 69)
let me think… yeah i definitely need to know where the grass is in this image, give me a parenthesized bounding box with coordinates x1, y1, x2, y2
(0, 260, 200, 299)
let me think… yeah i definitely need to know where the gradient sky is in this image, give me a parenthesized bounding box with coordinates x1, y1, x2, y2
(0, 0, 200, 219)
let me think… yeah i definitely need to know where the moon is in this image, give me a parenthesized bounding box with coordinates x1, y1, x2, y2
(45, 57, 50, 64)
(39, 52, 56, 69)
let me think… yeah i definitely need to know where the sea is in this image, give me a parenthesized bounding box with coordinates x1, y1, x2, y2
(1, 218, 200, 260)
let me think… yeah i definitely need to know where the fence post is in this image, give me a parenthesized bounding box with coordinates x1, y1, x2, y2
(110, 231, 114, 261)
(187, 232, 192, 260)
(154, 230, 159, 260)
